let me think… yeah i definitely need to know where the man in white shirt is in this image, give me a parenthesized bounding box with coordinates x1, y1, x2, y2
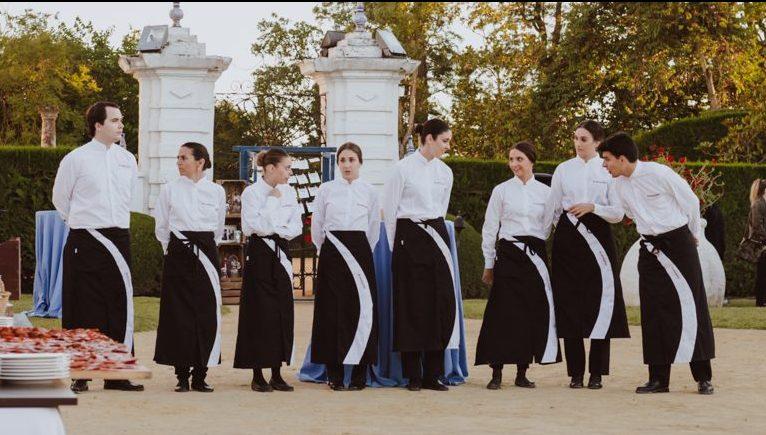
(599, 132, 715, 395)
(52, 102, 143, 393)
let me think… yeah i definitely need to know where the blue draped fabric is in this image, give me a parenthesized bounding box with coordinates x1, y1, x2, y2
(30, 211, 69, 318)
(298, 221, 469, 387)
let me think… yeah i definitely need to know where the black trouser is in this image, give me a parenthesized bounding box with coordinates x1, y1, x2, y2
(175, 366, 208, 384)
(564, 338, 610, 377)
(401, 350, 443, 382)
(489, 363, 529, 375)
(326, 364, 369, 385)
(648, 360, 712, 385)
(756, 253, 766, 306)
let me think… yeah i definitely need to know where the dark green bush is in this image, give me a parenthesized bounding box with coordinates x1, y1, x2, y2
(448, 214, 485, 299)
(634, 109, 747, 160)
(129, 212, 163, 296)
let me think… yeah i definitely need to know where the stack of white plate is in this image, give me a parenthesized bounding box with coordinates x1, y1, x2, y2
(0, 316, 13, 327)
(0, 353, 70, 383)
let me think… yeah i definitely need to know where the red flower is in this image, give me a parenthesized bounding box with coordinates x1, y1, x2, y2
(679, 156, 687, 164)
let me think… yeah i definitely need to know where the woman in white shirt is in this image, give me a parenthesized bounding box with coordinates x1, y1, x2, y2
(153, 142, 226, 393)
(543, 120, 630, 390)
(309, 142, 381, 391)
(234, 148, 303, 393)
(382, 118, 457, 392)
(476, 142, 560, 390)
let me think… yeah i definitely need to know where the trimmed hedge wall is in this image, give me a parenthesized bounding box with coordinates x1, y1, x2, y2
(446, 157, 766, 298)
(634, 109, 746, 160)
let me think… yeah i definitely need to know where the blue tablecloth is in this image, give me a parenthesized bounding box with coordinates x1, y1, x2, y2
(298, 221, 469, 387)
(30, 211, 68, 318)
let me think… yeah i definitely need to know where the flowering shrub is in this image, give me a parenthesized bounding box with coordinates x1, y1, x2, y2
(644, 145, 724, 213)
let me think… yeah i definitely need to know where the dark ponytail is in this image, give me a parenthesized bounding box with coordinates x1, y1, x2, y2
(180, 142, 212, 170)
(414, 118, 450, 144)
(256, 147, 289, 169)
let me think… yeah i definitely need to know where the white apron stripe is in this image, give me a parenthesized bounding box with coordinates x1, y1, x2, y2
(262, 237, 295, 365)
(642, 239, 698, 363)
(172, 231, 222, 367)
(326, 233, 374, 365)
(418, 224, 460, 350)
(86, 229, 134, 350)
(508, 237, 558, 363)
(566, 214, 615, 339)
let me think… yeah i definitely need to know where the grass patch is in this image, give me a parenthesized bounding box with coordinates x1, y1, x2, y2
(463, 298, 766, 330)
(13, 294, 230, 332)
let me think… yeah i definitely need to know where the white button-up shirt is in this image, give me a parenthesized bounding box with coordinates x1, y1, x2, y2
(153, 176, 227, 252)
(382, 150, 453, 249)
(241, 179, 303, 240)
(482, 177, 552, 268)
(52, 139, 138, 229)
(614, 161, 702, 240)
(544, 155, 624, 230)
(311, 178, 381, 250)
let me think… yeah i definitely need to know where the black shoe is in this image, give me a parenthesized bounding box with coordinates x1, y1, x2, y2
(70, 380, 89, 393)
(569, 376, 584, 389)
(406, 380, 422, 391)
(175, 379, 190, 392)
(698, 381, 714, 395)
(269, 379, 294, 392)
(486, 378, 502, 390)
(587, 375, 603, 390)
(515, 376, 536, 389)
(347, 381, 366, 391)
(635, 380, 669, 394)
(251, 379, 273, 392)
(104, 380, 145, 391)
(422, 379, 449, 391)
(191, 381, 214, 393)
(328, 381, 346, 391)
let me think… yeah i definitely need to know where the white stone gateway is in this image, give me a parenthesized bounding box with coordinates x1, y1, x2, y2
(119, 4, 231, 213)
(299, 4, 420, 192)
(620, 219, 726, 307)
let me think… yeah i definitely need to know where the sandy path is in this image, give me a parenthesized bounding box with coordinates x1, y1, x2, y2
(60, 302, 766, 434)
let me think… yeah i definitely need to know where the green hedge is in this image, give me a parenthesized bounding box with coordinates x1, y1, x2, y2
(129, 212, 163, 296)
(446, 157, 766, 298)
(634, 109, 746, 160)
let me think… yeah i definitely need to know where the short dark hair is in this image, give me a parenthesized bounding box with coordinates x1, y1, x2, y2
(510, 141, 537, 164)
(86, 101, 120, 138)
(255, 147, 289, 168)
(576, 120, 606, 142)
(181, 142, 212, 170)
(337, 142, 363, 163)
(598, 132, 638, 162)
(414, 118, 450, 144)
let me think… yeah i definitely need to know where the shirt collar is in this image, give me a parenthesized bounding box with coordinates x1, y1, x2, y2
(415, 149, 430, 165)
(510, 175, 534, 186)
(629, 161, 643, 178)
(576, 154, 600, 165)
(256, 177, 277, 194)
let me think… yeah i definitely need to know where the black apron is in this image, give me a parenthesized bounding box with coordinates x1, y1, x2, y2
(234, 234, 294, 368)
(638, 225, 715, 365)
(311, 231, 378, 366)
(551, 212, 630, 339)
(154, 231, 221, 368)
(62, 228, 134, 351)
(476, 237, 560, 365)
(392, 218, 458, 352)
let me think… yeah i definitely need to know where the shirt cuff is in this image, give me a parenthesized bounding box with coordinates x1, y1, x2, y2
(484, 257, 495, 269)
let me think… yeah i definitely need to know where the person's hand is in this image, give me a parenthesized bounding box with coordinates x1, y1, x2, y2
(268, 188, 282, 198)
(482, 269, 494, 286)
(568, 203, 595, 218)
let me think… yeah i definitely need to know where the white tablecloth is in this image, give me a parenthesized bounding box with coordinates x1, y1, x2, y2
(0, 408, 66, 435)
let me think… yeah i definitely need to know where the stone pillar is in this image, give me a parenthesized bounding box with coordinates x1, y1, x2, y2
(118, 9, 231, 213)
(299, 5, 419, 192)
(39, 106, 59, 148)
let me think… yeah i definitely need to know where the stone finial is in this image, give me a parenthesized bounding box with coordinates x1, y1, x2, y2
(353, 2, 367, 32)
(170, 2, 183, 27)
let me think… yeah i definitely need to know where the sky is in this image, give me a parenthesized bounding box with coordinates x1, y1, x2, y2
(1, 2, 481, 102)
(0, 2, 322, 95)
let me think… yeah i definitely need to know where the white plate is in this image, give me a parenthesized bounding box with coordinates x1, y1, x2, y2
(0, 373, 70, 379)
(1, 360, 69, 367)
(0, 353, 69, 360)
(1, 366, 69, 373)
